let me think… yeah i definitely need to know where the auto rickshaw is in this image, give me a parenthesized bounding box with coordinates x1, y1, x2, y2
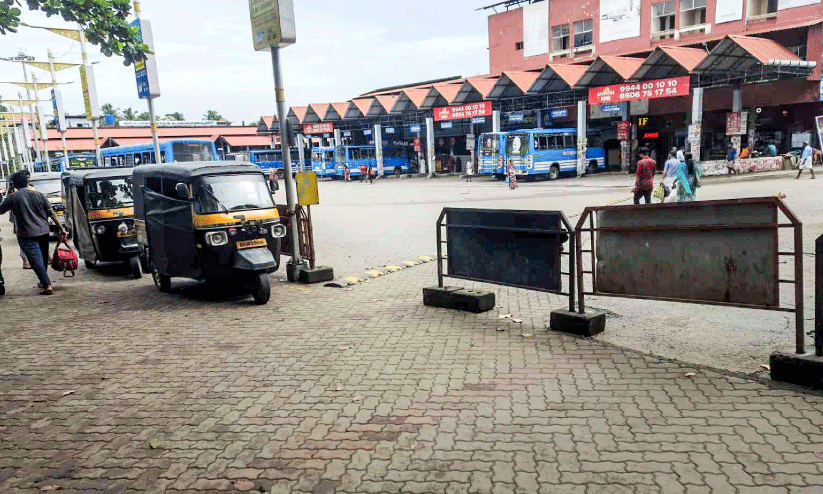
(132, 162, 286, 305)
(28, 172, 68, 236)
(63, 168, 142, 279)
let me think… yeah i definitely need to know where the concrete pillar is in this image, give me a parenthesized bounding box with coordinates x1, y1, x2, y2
(374, 124, 384, 177)
(334, 129, 342, 147)
(536, 110, 543, 129)
(426, 117, 435, 177)
(576, 100, 587, 176)
(416, 125, 424, 175)
(690, 87, 704, 162)
(492, 110, 501, 134)
(732, 88, 743, 113)
(296, 134, 306, 173)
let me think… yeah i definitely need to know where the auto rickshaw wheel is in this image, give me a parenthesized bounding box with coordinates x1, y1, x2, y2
(251, 273, 271, 305)
(85, 260, 96, 270)
(129, 256, 142, 280)
(151, 263, 171, 292)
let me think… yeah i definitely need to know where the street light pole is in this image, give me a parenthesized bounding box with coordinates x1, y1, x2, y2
(78, 27, 103, 166)
(133, 1, 163, 163)
(271, 46, 302, 268)
(31, 74, 50, 166)
(18, 57, 42, 163)
(48, 50, 70, 172)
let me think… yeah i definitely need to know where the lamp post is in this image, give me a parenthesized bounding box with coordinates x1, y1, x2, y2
(7, 53, 42, 163)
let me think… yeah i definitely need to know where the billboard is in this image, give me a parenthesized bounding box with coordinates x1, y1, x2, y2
(51, 89, 67, 132)
(599, 0, 641, 43)
(249, 0, 296, 51)
(434, 101, 493, 122)
(715, 0, 744, 23)
(131, 19, 161, 99)
(522, 1, 549, 58)
(779, 0, 820, 10)
(589, 77, 690, 104)
(303, 122, 334, 134)
(79, 65, 100, 120)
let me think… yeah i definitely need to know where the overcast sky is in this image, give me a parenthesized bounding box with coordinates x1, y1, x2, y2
(0, 0, 491, 124)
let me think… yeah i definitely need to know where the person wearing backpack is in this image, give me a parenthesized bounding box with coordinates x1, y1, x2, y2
(0, 170, 67, 295)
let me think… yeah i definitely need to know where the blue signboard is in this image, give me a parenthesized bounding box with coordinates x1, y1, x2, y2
(343, 130, 351, 137)
(363, 129, 372, 136)
(441, 122, 453, 129)
(471, 117, 486, 125)
(385, 127, 395, 134)
(550, 108, 569, 119)
(508, 113, 524, 123)
(410, 125, 421, 133)
(601, 104, 622, 114)
(104, 114, 117, 126)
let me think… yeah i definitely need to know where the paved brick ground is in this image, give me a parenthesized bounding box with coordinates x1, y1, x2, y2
(2, 240, 823, 493)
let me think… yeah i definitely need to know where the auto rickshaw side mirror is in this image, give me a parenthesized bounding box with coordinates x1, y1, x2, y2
(175, 183, 190, 201)
(269, 178, 279, 193)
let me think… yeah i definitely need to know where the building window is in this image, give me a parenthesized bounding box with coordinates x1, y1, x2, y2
(680, 0, 707, 32)
(515, 41, 524, 51)
(651, 1, 676, 39)
(552, 25, 570, 53)
(788, 45, 807, 59)
(573, 19, 593, 49)
(748, 0, 778, 18)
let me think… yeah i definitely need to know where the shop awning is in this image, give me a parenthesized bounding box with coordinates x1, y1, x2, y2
(576, 56, 644, 87)
(487, 70, 542, 98)
(391, 88, 430, 113)
(693, 35, 811, 75)
(529, 64, 588, 94)
(631, 46, 708, 80)
(452, 75, 499, 104)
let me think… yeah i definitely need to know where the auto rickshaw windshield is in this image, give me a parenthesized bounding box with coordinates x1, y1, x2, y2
(194, 174, 275, 214)
(85, 178, 134, 210)
(31, 179, 62, 198)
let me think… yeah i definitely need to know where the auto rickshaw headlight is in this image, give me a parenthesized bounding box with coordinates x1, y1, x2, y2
(95, 225, 106, 235)
(205, 231, 229, 247)
(117, 222, 129, 234)
(271, 224, 287, 238)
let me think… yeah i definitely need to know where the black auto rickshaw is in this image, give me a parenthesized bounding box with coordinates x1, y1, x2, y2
(133, 162, 286, 305)
(63, 167, 142, 279)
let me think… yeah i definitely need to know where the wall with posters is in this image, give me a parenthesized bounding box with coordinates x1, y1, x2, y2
(599, 0, 641, 43)
(700, 157, 784, 176)
(522, 1, 549, 58)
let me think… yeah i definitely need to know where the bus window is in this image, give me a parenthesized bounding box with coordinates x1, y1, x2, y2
(134, 154, 142, 165)
(335, 148, 344, 163)
(365, 148, 376, 159)
(150, 153, 156, 164)
(142, 152, 151, 164)
(173, 142, 214, 162)
(125, 154, 134, 166)
(349, 149, 359, 160)
(104, 156, 111, 166)
(117, 156, 125, 166)
(481, 135, 498, 156)
(160, 151, 166, 163)
(563, 135, 575, 149)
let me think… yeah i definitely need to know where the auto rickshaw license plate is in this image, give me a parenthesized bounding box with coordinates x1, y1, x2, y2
(117, 231, 136, 238)
(237, 238, 267, 250)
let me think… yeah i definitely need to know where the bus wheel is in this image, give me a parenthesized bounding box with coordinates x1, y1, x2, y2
(276, 169, 284, 180)
(588, 160, 598, 174)
(251, 272, 271, 305)
(394, 168, 401, 178)
(549, 165, 560, 181)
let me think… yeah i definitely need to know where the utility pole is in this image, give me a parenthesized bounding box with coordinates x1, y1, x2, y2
(18, 92, 34, 168)
(17, 56, 42, 163)
(133, 1, 162, 163)
(31, 74, 50, 166)
(48, 50, 70, 172)
(78, 28, 103, 166)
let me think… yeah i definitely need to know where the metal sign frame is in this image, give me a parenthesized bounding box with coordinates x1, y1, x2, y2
(575, 197, 804, 354)
(437, 208, 576, 312)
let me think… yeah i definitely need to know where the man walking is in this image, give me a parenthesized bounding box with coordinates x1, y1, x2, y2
(0, 170, 67, 295)
(726, 143, 738, 175)
(661, 152, 680, 203)
(796, 141, 816, 179)
(633, 148, 656, 204)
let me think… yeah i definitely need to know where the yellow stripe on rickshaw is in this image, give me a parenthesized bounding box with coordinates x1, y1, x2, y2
(87, 208, 134, 220)
(192, 208, 280, 228)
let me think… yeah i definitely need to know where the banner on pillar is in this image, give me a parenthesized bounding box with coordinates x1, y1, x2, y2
(589, 76, 690, 104)
(617, 121, 631, 141)
(688, 123, 702, 161)
(726, 112, 747, 135)
(303, 122, 334, 134)
(434, 101, 493, 122)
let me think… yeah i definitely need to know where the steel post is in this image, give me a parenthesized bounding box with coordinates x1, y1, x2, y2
(296, 134, 306, 173)
(426, 117, 435, 178)
(374, 124, 384, 177)
(271, 46, 303, 266)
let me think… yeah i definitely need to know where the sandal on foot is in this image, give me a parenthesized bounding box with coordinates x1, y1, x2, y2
(39, 286, 53, 295)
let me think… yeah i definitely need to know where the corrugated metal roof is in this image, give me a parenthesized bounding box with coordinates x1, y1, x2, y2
(528, 64, 589, 93)
(488, 71, 541, 98)
(631, 46, 708, 80)
(38, 126, 261, 141)
(694, 35, 804, 75)
(576, 57, 644, 87)
(374, 94, 397, 113)
(403, 88, 431, 108)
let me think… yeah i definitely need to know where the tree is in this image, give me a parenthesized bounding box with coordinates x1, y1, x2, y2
(136, 111, 150, 121)
(121, 107, 137, 121)
(166, 112, 185, 121)
(204, 110, 224, 121)
(0, 1, 149, 66)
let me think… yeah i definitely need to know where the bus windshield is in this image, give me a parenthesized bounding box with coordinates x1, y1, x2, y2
(481, 135, 499, 156)
(85, 177, 134, 210)
(30, 179, 62, 198)
(194, 174, 274, 214)
(173, 142, 214, 162)
(506, 134, 529, 156)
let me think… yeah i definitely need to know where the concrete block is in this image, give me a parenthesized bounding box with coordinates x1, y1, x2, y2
(770, 351, 823, 390)
(549, 309, 606, 337)
(423, 286, 495, 313)
(298, 266, 335, 284)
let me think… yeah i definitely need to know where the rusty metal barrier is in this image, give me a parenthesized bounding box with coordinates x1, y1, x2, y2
(277, 205, 316, 268)
(575, 197, 804, 354)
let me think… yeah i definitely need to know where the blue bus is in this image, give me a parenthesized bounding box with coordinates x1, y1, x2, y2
(477, 133, 506, 176)
(101, 139, 218, 167)
(248, 148, 311, 178)
(332, 145, 411, 179)
(33, 153, 99, 172)
(503, 128, 605, 180)
(311, 147, 336, 177)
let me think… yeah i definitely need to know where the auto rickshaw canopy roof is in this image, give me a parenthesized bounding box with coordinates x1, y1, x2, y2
(64, 167, 135, 187)
(132, 162, 265, 183)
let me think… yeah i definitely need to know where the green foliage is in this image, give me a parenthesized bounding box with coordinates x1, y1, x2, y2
(136, 111, 149, 120)
(165, 112, 184, 121)
(204, 110, 224, 121)
(0, 0, 149, 66)
(121, 107, 136, 120)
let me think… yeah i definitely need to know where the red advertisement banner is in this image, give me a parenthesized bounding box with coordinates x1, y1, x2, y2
(303, 122, 334, 134)
(589, 76, 691, 105)
(617, 121, 631, 141)
(434, 101, 493, 122)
